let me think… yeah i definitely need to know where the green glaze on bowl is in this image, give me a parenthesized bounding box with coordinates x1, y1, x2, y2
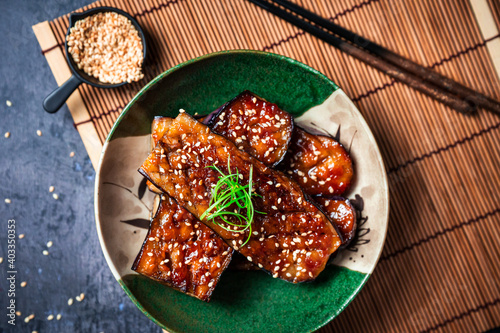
(110, 50, 338, 140)
(121, 266, 365, 333)
(95, 50, 389, 333)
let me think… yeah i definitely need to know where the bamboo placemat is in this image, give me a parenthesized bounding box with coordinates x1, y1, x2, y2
(33, 0, 500, 332)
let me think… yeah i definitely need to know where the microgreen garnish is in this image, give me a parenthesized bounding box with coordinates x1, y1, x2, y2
(200, 158, 262, 247)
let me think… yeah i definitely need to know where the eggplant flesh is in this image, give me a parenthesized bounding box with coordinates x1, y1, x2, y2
(132, 196, 233, 302)
(280, 128, 353, 196)
(147, 117, 175, 194)
(139, 113, 341, 283)
(314, 196, 357, 247)
(208, 91, 294, 167)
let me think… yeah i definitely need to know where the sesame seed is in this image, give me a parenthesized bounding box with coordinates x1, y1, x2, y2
(36, 130, 42, 136)
(309, 272, 313, 277)
(281, 215, 286, 221)
(18, 234, 24, 239)
(208, 281, 214, 287)
(329, 187, 334, 193)
(4, 132, 10, 138)
(68, 298, 74, 306)
(247, 256, 252, 262)
(277, 198, 282, 204)
(272, 206, 278, 210)
(179, 108, 186, 113)
(286, 273, 292, 277)
(43, 250, 49, 255)
(53, 193, 59, 200)
(57, 314, 62, 320)
(20, 281, 27, 287)
(5, 198, 11, 204)
(272, 273, 278, 278)
(70, 152, 76, 157)
(267, 181, 273, 185)
(318, 181, 326, 185)
(0, 257, 2, 264)
(147, 252, 153, 256)
(67, 13, 144, 84)
(47, 314, 54, 320)
(6, 100, 12, 107)
(47, 241, 53, 248)
(252, 231, 258, 235)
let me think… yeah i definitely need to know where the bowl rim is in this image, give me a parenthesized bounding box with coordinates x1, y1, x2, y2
(94, 49, 389, 332)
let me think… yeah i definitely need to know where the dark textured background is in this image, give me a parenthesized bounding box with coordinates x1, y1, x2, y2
(0, 1, 160, 332)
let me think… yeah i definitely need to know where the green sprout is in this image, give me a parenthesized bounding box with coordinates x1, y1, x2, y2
(200, 158, 263, 247)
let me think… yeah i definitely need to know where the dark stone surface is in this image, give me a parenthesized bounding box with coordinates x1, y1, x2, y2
(0, 1, 160, 332)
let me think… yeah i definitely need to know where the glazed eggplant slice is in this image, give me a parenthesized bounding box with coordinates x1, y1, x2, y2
(208, 91, 293, 167)
(147, 117, 175, 193)
(132, 195, 233, 302)
(314, 197, 357, 247)
(139, 113, 341, 283)
(281, 128, 353, 196)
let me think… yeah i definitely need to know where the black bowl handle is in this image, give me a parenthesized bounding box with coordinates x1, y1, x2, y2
(43, 75, 83, 113)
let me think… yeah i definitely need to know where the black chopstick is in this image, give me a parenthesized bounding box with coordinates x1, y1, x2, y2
(248, 0, 492, 114)
(271, 0, 500, 115)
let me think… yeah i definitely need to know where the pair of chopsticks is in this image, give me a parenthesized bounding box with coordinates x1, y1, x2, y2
(249, 0, 500, 115)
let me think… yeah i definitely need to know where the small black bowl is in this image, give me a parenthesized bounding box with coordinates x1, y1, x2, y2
(43, 6, 147, 113)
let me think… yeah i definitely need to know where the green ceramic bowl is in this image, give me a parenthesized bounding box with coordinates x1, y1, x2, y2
(95, 50, 389, 333)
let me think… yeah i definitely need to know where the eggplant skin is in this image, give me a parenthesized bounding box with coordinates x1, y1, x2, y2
(280, 127, 354, 196)
(208, 91, 294, 167)
(139, 113, 341, 283)
(132, 196, 233, 302)
(314, 196, 356, 248)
